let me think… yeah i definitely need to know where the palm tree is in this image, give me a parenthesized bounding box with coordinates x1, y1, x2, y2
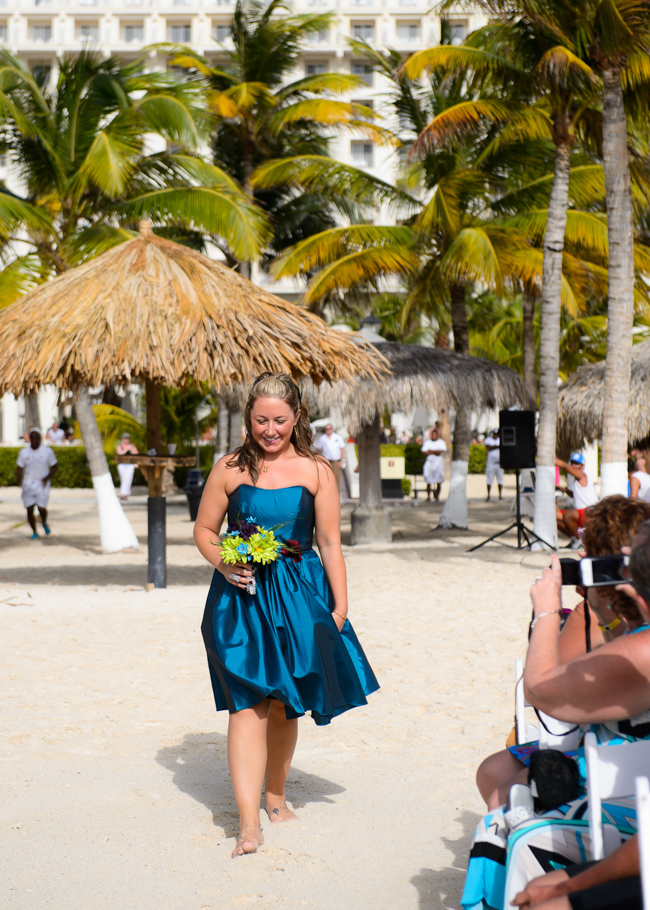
(160, 0, 393, 277)
(402, 8, 603, 546)
(577, 0, 650, 494)
(0, 49, 268, 549)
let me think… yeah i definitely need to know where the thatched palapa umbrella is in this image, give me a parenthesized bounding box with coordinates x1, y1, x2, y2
(0, 222, 387, 584)
(308, 323, 527, 541)
(557, 340, 650, 454)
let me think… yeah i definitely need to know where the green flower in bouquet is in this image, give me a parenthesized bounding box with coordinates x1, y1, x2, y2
(220, 535, 250, 565)
(248, 531, 280, 564)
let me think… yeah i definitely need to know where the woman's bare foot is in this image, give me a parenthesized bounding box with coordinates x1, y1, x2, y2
(231, 825, 264, 857)
(265, 800, 298, 823)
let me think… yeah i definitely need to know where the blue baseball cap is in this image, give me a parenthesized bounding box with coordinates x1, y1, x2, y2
(569, 451, 585, 465)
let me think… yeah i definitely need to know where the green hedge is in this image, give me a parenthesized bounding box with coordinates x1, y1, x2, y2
(0, 446, 94, 487)
(0, 444, 217, 488)
(0, 441, 491, 487)
(396, 442, 489, 475)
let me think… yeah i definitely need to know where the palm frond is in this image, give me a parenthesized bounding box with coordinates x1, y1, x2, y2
(67, 226, 138, 265)
(301, 246, 420, 305)
(270, 224, 413, 278)
(411, 100, 515, 155)
(122, 187, 271, 261)
(537, 45, 597, 85)
(440, 227, 504, 294)
(0, 255, 48, 310)
(278, 73, 366, 97)
(399, 44, 519, 81)
(252, 155, 418, 210)
(134, 93, 201, 149)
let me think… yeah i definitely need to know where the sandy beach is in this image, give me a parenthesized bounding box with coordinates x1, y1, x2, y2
(0, 479, 571, 910)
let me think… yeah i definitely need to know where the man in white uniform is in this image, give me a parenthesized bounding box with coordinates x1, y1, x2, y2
(316, 424, 346, 490)
(16, 428, 58, 539)
(485, 429, 504, 501)
(421, 426, 447, 501)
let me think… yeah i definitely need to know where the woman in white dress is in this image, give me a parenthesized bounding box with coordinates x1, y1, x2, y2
(421, 427, 447, 502)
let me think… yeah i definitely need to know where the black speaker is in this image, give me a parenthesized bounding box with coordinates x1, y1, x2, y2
(499, 410, 536, 470)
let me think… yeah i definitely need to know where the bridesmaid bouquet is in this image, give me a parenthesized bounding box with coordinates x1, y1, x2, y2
(218, 515, 302, 594)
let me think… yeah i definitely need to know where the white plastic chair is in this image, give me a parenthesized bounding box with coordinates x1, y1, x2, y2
(584, 731, 650, 860)
(636, 777, 650, 909)
(515, 659, 581, 750)
(515, 658, 539, 744)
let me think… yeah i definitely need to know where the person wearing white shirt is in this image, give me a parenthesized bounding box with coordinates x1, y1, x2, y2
(421, 427, 447, 501)
(45, 421, 65, 445)
(630, 468, 650, 503)
(484, 429, 504, 501)
(16, 427, 58, 539)
(315, 424, 346, 489)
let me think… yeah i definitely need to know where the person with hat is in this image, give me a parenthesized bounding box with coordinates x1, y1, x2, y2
(555, 451, 599, 542)
(485, 428, 504, 501)
(16, 427, 58, 539)
(116, 433, 139, 500)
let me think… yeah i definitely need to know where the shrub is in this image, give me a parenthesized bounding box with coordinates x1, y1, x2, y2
(401, 477, 411, 496)
(468, 445, 487, 475)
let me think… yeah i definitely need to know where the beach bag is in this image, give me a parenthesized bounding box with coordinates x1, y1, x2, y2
(528, 749, 579, 812)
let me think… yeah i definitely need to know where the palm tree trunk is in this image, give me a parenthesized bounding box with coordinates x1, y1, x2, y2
(533, 139, 572, 549)
(522, 287, 537, 410)
(240, 151, 254, 281)
(75, 388, 139, 552)
(26, 393, 40, 433)
(600, 66, 635, 496)
(214, 394, 229, 461)
(449, 283, 469, 354)
(439, 282, 470, 528)
(228, 409, 242, 450)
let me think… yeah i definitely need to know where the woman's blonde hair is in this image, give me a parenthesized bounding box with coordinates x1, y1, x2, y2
(226, 372, 318, 484)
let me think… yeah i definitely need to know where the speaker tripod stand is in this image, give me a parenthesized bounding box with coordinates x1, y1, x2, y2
(467, 468, 555, 552)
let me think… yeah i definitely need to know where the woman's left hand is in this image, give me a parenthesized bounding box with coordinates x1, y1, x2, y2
(531, 558, 562, 615)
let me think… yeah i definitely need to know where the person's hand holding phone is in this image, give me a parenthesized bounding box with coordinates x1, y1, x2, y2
(531, 557, 562, 616)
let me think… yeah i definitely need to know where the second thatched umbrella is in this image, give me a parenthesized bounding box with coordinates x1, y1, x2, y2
(307, 326, 527, 541)
(557, 340, 650, 454)
(0, 222, 386, 583)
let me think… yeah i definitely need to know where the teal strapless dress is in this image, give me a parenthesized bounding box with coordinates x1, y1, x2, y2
(201, 484, 379, 726)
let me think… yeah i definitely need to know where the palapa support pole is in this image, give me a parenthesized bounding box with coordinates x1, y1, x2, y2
(146, 379, 166, 588)
(351, 413, 392, 545)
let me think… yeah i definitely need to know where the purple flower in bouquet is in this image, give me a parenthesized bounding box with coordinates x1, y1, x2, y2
(226, 518, 259, 540)
(238, 519, 259, 541)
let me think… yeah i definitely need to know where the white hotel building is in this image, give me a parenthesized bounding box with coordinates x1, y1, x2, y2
(0, 1, 488, 441)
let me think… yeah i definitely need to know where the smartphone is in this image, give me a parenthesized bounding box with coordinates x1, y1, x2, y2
(579, 555, 629, 587)
(560, 558, 581, 586)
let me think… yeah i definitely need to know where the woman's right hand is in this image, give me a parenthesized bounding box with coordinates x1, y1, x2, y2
(219, 561, 256, 591)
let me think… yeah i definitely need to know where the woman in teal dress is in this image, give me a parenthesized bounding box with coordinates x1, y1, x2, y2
(194, 372, 379, 857)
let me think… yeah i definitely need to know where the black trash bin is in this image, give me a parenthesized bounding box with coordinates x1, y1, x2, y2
(184, 468, 205, 521)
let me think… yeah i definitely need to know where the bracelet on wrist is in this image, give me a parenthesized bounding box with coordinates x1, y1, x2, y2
(332, 610, 347, 624)
(530, 609, 563, 631)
